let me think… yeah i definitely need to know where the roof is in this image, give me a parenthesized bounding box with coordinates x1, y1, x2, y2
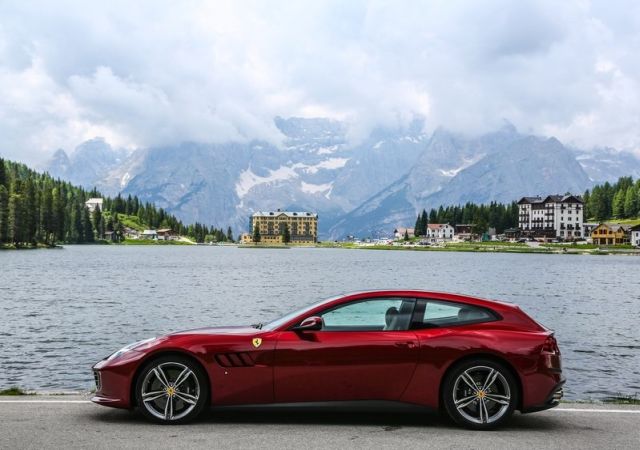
(517, 194, 583, 205)
(253, 211, 317, 218)
(596, 223, 629, 232)
(427, 223, 452, 230)
(85, 198, 103, 204)
(157, 228, 174, 233)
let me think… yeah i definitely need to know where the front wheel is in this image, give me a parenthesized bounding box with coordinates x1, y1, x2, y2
(135, 355, 209, 424)
(442, 359, 518, 430)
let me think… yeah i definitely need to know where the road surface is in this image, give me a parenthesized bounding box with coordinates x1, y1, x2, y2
(0, 395, 639, 449)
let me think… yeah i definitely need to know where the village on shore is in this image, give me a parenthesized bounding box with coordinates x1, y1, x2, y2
(84, 194, 640, 253)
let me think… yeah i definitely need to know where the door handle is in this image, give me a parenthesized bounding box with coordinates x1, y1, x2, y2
(395, 341, 416, 349)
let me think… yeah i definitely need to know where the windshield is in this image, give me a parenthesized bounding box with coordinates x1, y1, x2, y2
(260, 295, 343, 331)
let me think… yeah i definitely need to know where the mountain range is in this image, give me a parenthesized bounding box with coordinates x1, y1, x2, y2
(44, 118, 640, 239)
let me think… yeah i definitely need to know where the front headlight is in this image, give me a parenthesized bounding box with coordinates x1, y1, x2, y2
(106, 337, 156, 361)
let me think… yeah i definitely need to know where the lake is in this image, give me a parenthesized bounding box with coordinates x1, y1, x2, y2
(1, 245, 639, 401)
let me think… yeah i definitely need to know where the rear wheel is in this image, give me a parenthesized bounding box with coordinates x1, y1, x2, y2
(135, 355, 208, 424)
(442, 359, 518, 430)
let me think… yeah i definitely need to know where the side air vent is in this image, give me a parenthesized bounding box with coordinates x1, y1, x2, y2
(215, 352, 255, 367)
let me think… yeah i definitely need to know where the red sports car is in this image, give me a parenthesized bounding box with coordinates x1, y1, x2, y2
(92, 290, 564, 429)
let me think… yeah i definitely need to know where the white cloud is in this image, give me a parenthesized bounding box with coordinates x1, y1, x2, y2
(1, 0, 640, 164)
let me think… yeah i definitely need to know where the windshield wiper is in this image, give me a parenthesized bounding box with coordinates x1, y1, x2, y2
(251, 322, 263, 329)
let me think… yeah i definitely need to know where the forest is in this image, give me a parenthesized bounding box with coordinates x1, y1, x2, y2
(0, 157, 233, 247)
(414, 201, 519, 236)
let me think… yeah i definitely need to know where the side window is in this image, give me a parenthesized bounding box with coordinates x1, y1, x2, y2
(413, 300, 497, 329)
(320, 298, 415, 331)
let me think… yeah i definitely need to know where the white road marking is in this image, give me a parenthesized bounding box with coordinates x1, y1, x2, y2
(0, 400, 91, 403)
(553, 408, 640, 414)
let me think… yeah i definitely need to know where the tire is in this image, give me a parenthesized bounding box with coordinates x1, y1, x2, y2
(442, 358, 519, 430)
(134, 355, 209, 424)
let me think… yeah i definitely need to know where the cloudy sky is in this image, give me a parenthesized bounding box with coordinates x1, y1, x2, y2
(1, 0, 640, 164)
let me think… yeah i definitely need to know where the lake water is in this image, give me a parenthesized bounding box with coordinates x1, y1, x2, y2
(1, 246, 639, 401)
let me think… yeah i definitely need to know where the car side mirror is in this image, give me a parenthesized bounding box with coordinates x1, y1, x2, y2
(292, 316, 323, 332)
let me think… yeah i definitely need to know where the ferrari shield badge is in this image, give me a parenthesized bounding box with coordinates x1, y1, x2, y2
(252, 338, 262, 348)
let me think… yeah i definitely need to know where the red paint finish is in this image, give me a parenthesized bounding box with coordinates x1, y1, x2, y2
(273, 330, 418, 402)
(92, 290, 564, 414)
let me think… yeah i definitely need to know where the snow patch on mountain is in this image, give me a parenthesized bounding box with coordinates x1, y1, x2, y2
(301, 181, 333, 196)
(235, 166, 299, 198)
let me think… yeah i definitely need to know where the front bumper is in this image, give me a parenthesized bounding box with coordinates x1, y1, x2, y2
(91, 350, 147, 409)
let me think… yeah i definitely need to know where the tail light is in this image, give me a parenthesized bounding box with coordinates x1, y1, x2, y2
(541, 334, 562, 371)
(542, 335, 560, 355)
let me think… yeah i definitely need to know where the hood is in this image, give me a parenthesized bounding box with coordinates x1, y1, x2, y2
(168, 325, 261, 336)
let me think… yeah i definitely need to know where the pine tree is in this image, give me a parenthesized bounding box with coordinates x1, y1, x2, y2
(82, 207, 94, 242)
(281, 223, 291, 243)
(0, 158, 6, 188)
(624, 185, 637, 218)
(8, 193, 24, 245)
(612, 188, 626, 218)
(252, 225, 261, 243)
(0, 185, 8, 243)
(93, 206, 104, 239)
(226, 226, 234, 242)
(404, 229, 409, 241)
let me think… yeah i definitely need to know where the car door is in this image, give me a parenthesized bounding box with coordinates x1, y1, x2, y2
(273, 297, 419, 403)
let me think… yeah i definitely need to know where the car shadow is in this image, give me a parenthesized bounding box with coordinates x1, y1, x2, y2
(91, 401, 563, 431)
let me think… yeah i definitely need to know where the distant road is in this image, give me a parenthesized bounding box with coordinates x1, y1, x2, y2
(0, 396, 639, 449)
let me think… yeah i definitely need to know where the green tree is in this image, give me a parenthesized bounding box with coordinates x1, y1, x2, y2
(226, 226, 234, 242)
(624, 185, 637, 218)
(612, 188, 626, 218)
(0, 158, 6, 188)
(0, 185, 8, 243)
(281, 223, 291, 243)
(8, 193, 24, 245)
(82, 207, 94, 242)
(252, 225, 261, 243)
(403, 229, 410, 241)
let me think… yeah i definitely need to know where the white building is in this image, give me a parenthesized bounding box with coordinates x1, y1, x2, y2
(426, 223, 454, 241)
(394, 228, 414, 240)
(517, 195, 584, 240)
(85, 198, 104, 212)
(631, 225, 640, 247)
(141, 229, 158, 240)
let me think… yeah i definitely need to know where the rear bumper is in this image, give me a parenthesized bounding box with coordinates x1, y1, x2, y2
(522, 377, 566, 413)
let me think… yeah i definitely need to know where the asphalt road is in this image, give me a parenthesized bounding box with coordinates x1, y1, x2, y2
(0, 396, 639, 449)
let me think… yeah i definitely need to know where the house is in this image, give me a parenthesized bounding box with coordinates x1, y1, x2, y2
(582, 223, 598, 239)
(85, 198, 104, 213)
(249, 210, 318, 244)
(141, 229, 158, 240)
(426, 223, 454, 241)
(504, 228, 521, 240)
(517, 194, 584, 240)
(591, 223, 630, 245)
(454, 224, 477, 241)
(240, 233, 253, 244)
(630, 225, 640, 247)
(157, 229, 179, 241)
(394, 228, 414, 240)
(124, 227, 139, 239)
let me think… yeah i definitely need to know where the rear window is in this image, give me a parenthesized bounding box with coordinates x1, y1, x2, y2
(412, 299, 498, 329)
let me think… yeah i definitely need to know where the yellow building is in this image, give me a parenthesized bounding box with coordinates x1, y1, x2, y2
(591, 223, 630, 245)
(249, 210, 318, 244)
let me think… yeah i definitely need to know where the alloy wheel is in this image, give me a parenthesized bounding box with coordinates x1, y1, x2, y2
(140, 361, 200, 421)
(452, 365, 511, 425)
